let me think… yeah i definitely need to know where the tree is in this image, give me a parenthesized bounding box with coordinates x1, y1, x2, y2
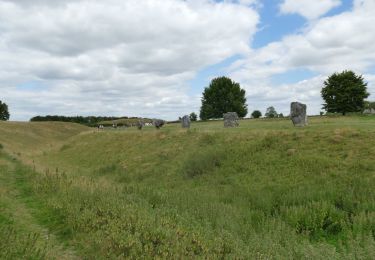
(265, 106, 278, 118)
(0, 100, 10, 121)
(251, 110, 262, 118)
(321, 70, 369, 115)
(200, 76, 247, 120)
(189, 112, 198, 121)
(364, 101, 375, 110)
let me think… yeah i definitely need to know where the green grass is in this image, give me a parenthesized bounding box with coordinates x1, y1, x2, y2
(1, 116, 375, 258)
(0, 151, 77, 259)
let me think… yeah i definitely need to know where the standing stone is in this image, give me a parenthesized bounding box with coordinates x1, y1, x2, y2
(223, 112, 239, 127)
(290, 102, 308, 127)
(137, 120, 144, 130)
(153, 119, 165, 129)
(181, 115, 190, 128)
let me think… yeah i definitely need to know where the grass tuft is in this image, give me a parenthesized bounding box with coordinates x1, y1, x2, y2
(183, 148, 226, 178)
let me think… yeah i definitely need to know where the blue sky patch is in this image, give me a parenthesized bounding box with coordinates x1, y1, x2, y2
(16, 81, 47, 91)
(252, 0, 306, 49)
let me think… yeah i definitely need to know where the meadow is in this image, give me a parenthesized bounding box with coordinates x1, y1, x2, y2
(1, 116, 375, 259)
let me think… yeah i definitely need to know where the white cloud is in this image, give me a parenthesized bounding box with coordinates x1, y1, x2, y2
(0, 0, 259, 120)
(243, 75, 326, 116)
(2, 0, 374, 121)
(280, 0, 341, 20)
(229, 0, 375, 115)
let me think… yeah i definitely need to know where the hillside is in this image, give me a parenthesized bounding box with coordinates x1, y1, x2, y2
(1, 116, 375, 258)
(0, 121, 88, 164)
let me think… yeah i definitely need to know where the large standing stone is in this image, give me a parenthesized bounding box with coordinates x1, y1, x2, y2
(136, 120, 144, 130)
(223, 112, 239, 127)
(290, 102, 308, 127)
(181, 115, 190, 128)
(153, 119, 165, 129)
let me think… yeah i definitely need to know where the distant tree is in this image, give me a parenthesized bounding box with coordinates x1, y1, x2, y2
(321, 70, 369, 115)
(364, 101, 375, 110)
(29, 115, 140, 127)
(265, 106, 278, 118)
(278, 113, 284, 118)
(251, 110, 262, 118)
(0, 100, 10, 121)
(189, 112, 198, 121)
(200, 76, 247, 120)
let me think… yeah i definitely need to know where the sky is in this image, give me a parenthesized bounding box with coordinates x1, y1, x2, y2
(0, 0, 374, 121)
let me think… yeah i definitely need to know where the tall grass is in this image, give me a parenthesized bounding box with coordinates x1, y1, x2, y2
(1, 116, 375, 258)
(0, 227, 46, 259)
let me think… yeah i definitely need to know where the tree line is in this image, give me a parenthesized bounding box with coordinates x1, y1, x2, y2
(30, 115, 134, 126)
(0, 70, 372, 123)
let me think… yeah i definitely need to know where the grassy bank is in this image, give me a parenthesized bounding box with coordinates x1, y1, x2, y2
(0, 150, 78, 259)
(1, 116, 375, 258)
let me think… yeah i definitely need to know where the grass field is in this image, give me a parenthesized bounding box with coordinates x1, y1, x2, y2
(1, 116, 375, 258)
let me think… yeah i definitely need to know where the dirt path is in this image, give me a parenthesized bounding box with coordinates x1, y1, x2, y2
(0, 152, 79, 259)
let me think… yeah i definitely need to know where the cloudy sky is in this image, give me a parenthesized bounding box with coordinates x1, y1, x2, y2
(1, 0, 374, 120)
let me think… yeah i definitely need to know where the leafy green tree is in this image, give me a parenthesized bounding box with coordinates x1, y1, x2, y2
(189, 112, 198, 121)
(265, 106, 278, 118)
(200, 76, 247, 120)
(321, 70, 369, 115)
(0, 100, 10, 121)
(251, 110, 262, 118)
